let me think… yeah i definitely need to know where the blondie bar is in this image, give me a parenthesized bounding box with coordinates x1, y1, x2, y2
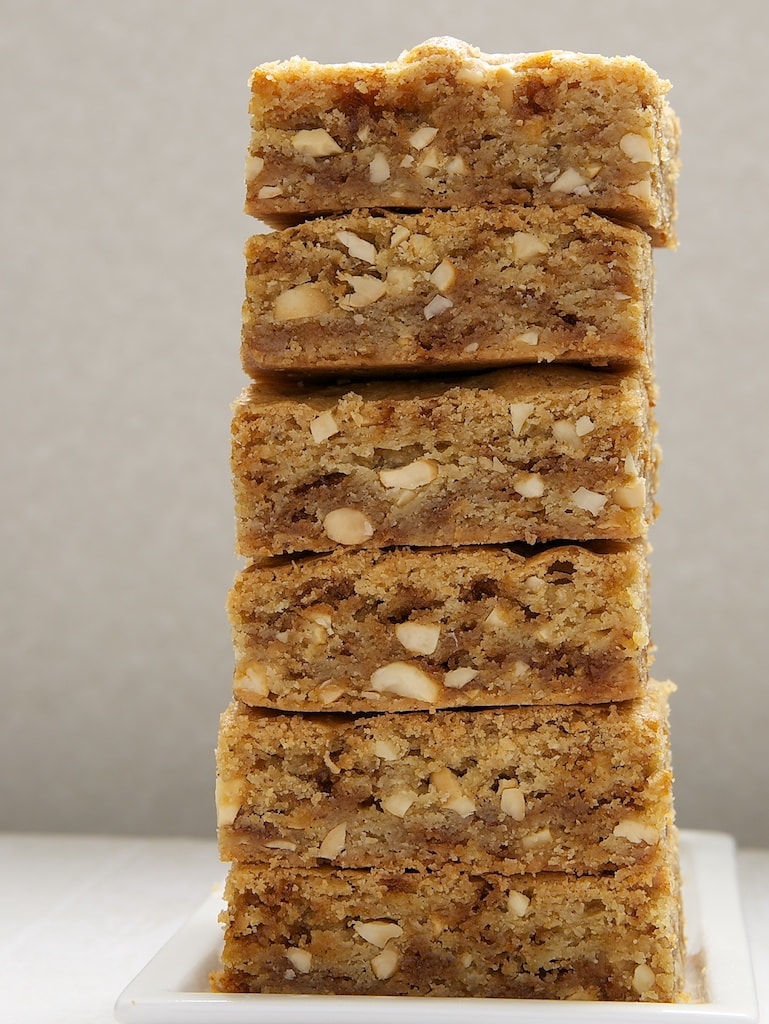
(229, 541, 650, 711)
(245, 38, 679, 246)
(242, 205, 653, 377)
(211, 835, 684, 999)
(231, 367, 657, 557)
(216, 681, 674, 874)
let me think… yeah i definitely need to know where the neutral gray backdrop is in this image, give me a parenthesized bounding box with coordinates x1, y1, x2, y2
(2, 0, 768, 846)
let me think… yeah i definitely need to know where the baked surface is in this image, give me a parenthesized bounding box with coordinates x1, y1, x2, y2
(216, 680, 674, 873)
(242, 205, 653, 377)
(231, 366, 657, 557)
(211, 834, 684, 1000)
(245, 37, 679, 246)
(229, 541, 650, 711)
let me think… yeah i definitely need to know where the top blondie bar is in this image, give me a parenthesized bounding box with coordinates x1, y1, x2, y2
(245, 37, 680, 246)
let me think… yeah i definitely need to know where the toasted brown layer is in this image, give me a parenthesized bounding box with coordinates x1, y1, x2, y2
(229, 541, 650, 711)
(242, 205, 654, 377)
(212, 834, 684, 999)
(216, 681, 674, 874)
(231, 366, 657, 557)
(245, 37, 679, 246)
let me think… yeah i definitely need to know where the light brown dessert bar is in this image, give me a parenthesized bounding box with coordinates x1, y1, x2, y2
(245, 37, 679, 247)
(231, 366, 657, 557)
(229, 541, 650, 712)
(211, 834, 684, 1000)
(241, 205, 653, 377)
(216, 680, 674, 874)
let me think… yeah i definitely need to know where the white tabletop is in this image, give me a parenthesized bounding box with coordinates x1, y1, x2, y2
(0, 832, 766, 1024)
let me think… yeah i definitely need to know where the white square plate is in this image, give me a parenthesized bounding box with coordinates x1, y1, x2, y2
(115, 830, 757, 1024)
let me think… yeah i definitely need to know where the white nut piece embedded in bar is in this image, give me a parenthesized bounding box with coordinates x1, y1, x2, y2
(309, 409, 339, 443)
(507, 891, 531, 917)
(509, 401, 535, 437)
(431, 767, 476, 817)
(395, 621, 440, 655)
(257, 184, 283, 199)
(318, 822, 347, 860)
(575, 416, 595, 436)
(499, 783, 526, 821)
(370, 662, 440, 703)
(378, 458, 438, 490)
(444, 667, 478, 689)
(553, 420, 580, 445)
(352, 920, 404, 948)
(341, 274, 387, 309)
(514, 472, 545, 498)
(285, 948, 312, 974)
(511, 231, 549, 261)
(215, 777, 243, 828)
(571, 487, 608, 515)
(244, 154, 265, 179)
(423, 294, 453, 320)
(614, 479, 646, 509)
(317, 682, 345, 706)
(264, 839, 298, 851)
(632, 963, 656, 994)
(234, 664, 269, 698)
(291, 128, 343, 156)
(273, 283, 331, 321)
(620, 132, 654, 163)
(409, 125, 439, 150)
(521, 827, 553, 848)
(336, 230, 378, 265)
(370, 947, 400, 980)
(368, 152, 391, 183)
(380, 788, 418, 817)
(373, 738, 400, 761)
(613, 819, 660, 845)
(429, 259, 456, 292)
(549, 167, 588, 193)
(322, 508, 374, 545)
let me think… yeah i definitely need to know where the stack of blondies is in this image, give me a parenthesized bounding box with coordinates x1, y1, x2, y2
(212, 38, 684, 1001)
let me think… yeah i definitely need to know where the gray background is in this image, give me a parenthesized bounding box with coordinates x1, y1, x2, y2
(2, 0, 768, 846)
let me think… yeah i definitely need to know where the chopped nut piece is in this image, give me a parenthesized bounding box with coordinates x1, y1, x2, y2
(499, 784, 526, 821)
(373, 738, 399, 761)
(273, 283, 330, 321)
(632, 963, 657, 994)
(509, 401, 535, 437)
(370, 947, 400, 980)
(626, 178, 653, 201)
(549, 167, 588, 193)
(353, 920, 404, 948)
(368, 152, 390, 183)
(572, 487, 608, 515)
(285, 947, 312, 974)
(309, 409, 339, 444)
(341, 274, 387, 309)
(514, 472, 545, 499)
(423, 294, 453, 319)
(429, 258, 456, 292)
(322, 508, 374, 545)
(370, 662, 440, 703)
(507, 890, 531, 917)
(318, 822, 346, 859)
(336, 230, 378, 264)
(615, 479, 647, 509)
(385, 265, 417, 294)
(575, 416, 595, 436)
(620, 132, 654, 163)
(264, 840, 298, 851)
(484, 603, 510, 628)
(395, 621, 440, 655)
(380, 788, 418, 817)
(521, 827, 553, 848)
(409, 125, 439, 150)
(512, 231, 549, 261)
(257, 184, 283, 199)
(390, 225, 410, 246)
(215, 777, 243, 828)
(378, 458, 438, 490)
(444, 667, 478, 689)
(613, 820, 660, 845)
(234, 664, 269, 698)
(244, 154, 265, 180)
(431, 767, 476, 817)
(445, 155, 466, 175)
(291, 128, 343, 157)
(516, 329, 540, 346)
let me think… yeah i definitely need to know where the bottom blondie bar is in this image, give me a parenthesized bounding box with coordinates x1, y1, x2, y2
(211, 834, 684, 1000)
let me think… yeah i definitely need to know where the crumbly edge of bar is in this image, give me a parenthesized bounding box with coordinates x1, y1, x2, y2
(241, 204, 653, 376)
(211, 833, 685, 1000)
(231, 366, 657, 555)
(215, 680, 674, 873)
(244, 38, 678, 245)
(228, 540, 650, 711)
